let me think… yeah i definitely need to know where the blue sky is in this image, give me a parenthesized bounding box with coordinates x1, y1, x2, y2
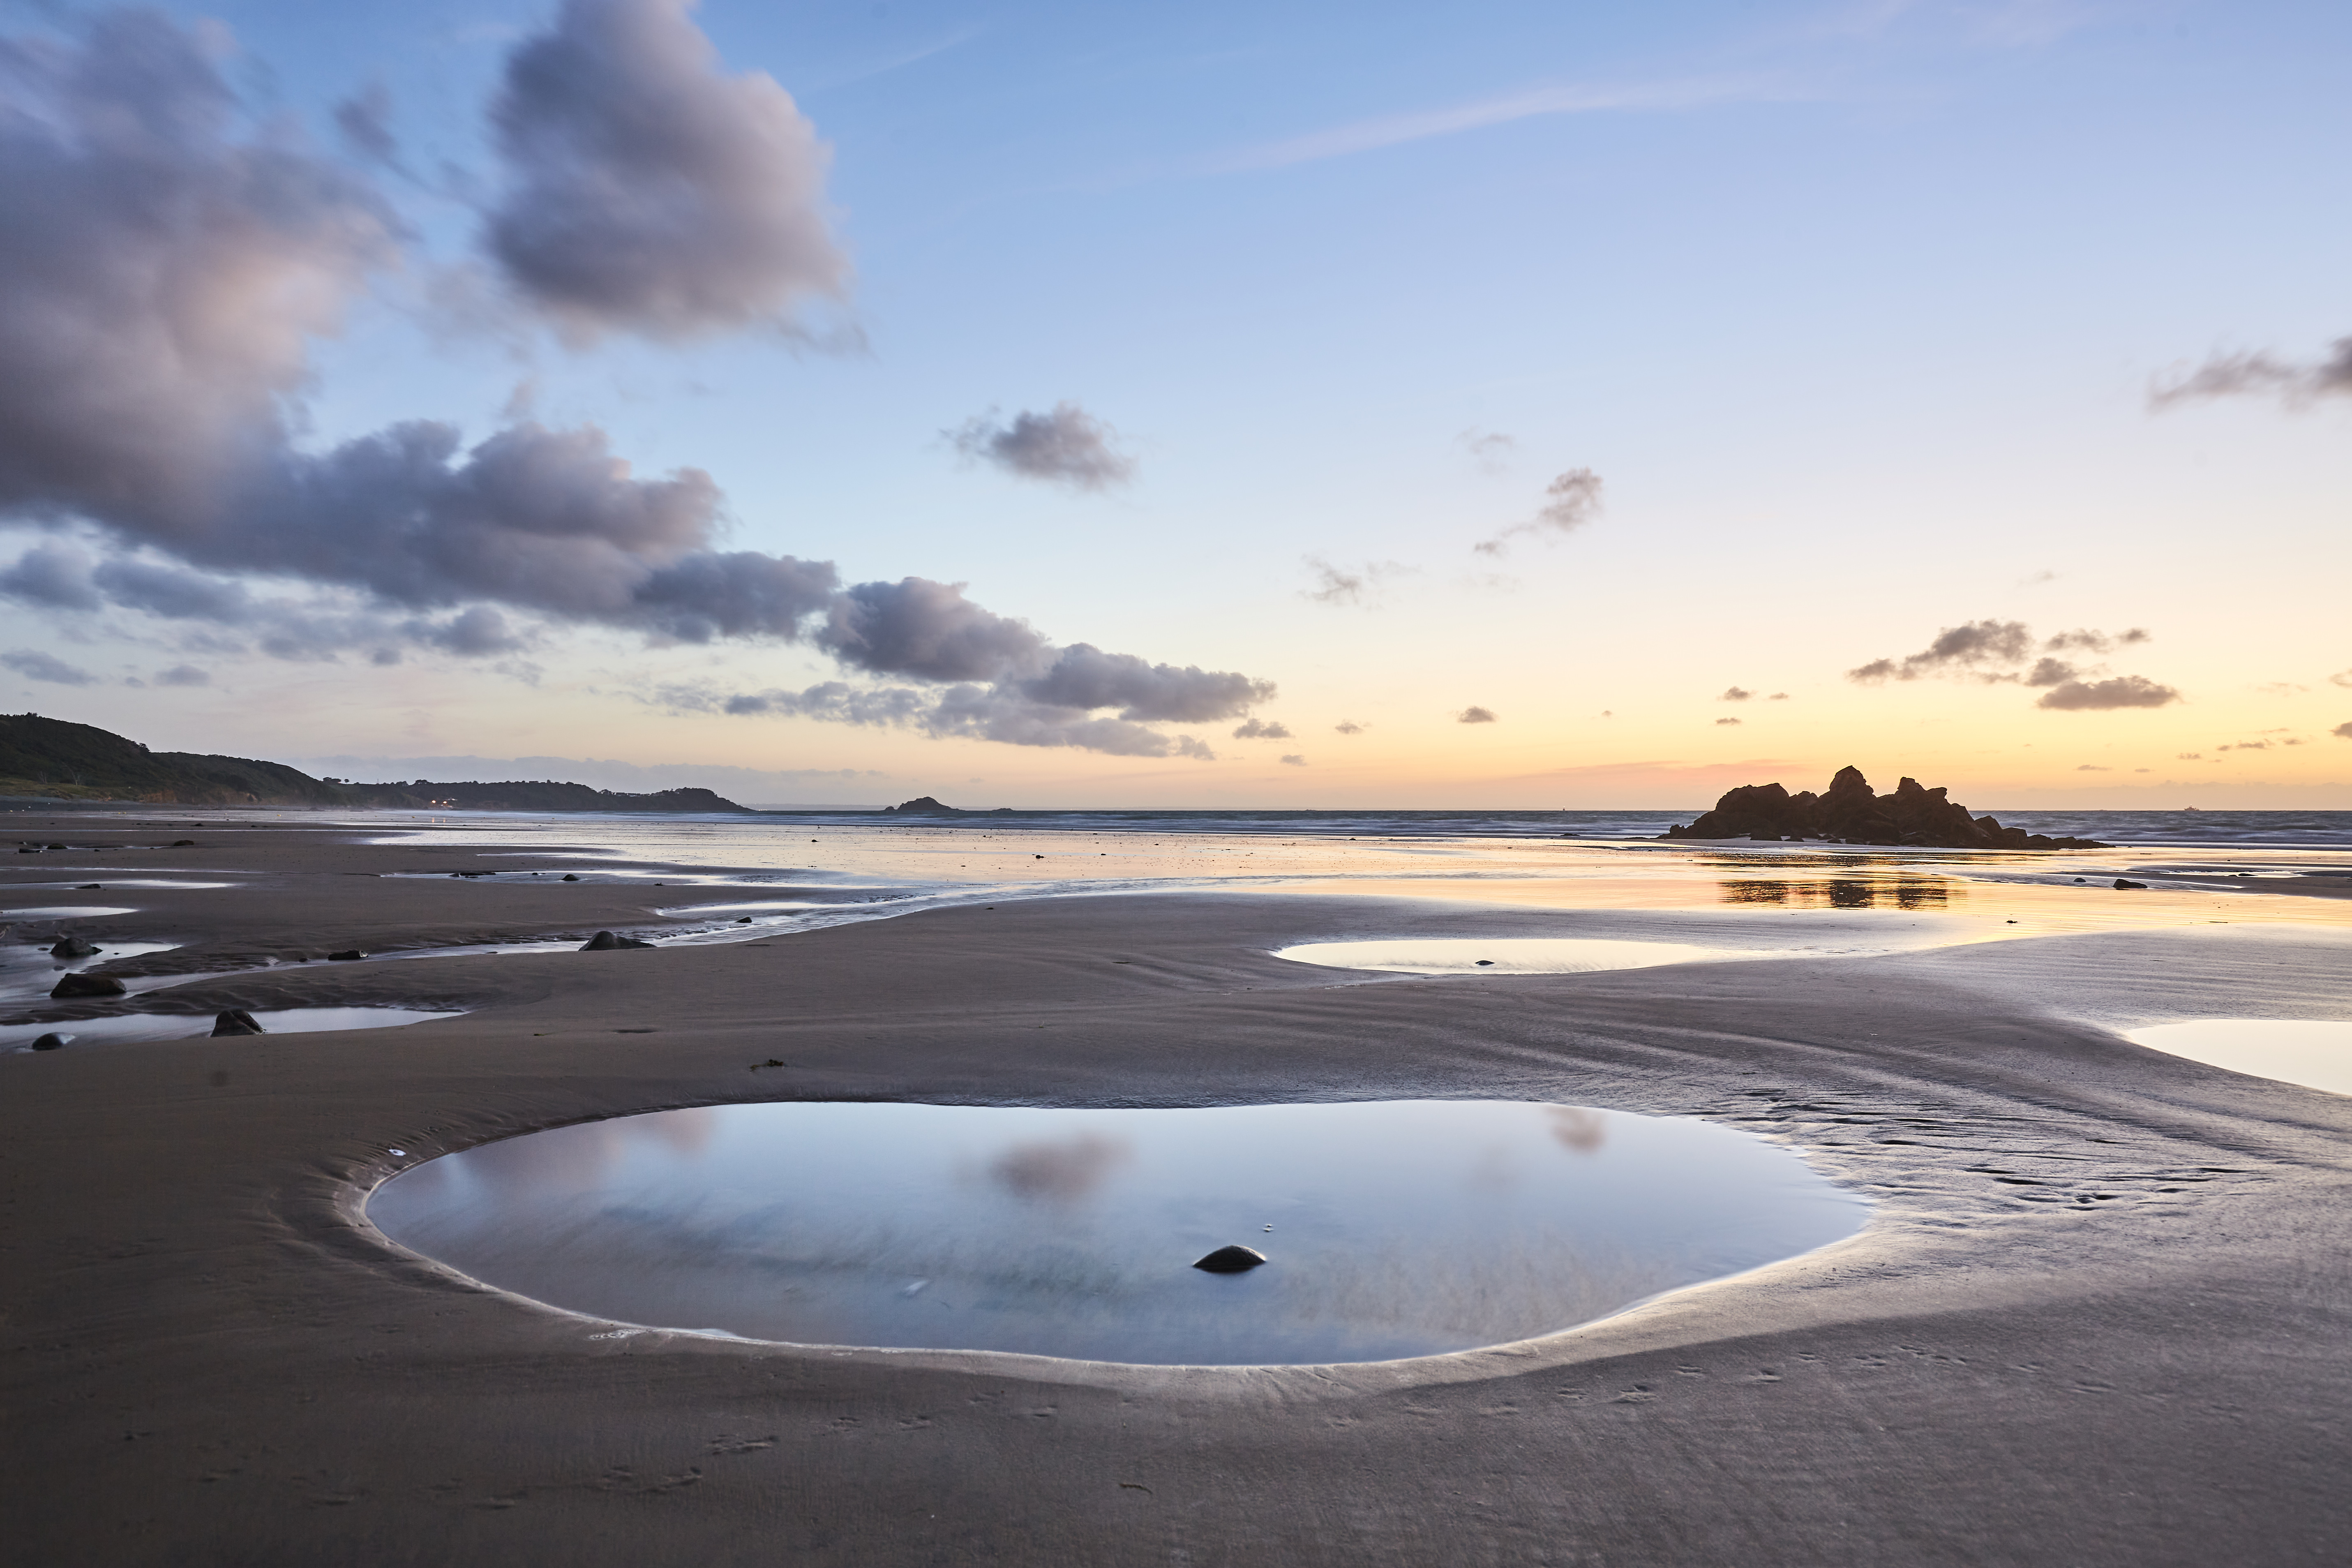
(2, 0, 2346, 804)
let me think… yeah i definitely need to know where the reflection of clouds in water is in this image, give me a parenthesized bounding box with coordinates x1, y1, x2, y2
(1468, 1141, 1523, 1191)
(453, 1108, 715, 1196)
(637, 1106, 716, 1156)
(988, 1132, 1131, 1203)
(1547, 1106, 1608, 1155)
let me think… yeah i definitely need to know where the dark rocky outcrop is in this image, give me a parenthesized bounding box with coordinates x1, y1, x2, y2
(326, 949, 366, 962)
(212, 1009, 264, 1037)
(31, 1032, 69, 1050)
(49, 936, 100, 958)
(579, 931, 656, 951)
(1662, 766, 2106, 850)
(878, 796, 1016, 817)
(1192, 1245, 1269, 1273)
(51, 972, 125, 998)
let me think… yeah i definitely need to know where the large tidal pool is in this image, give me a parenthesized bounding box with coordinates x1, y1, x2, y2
(368, 1098, 1867, 1365)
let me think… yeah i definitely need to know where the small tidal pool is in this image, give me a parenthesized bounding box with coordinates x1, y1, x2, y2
(368, 1099, 1866, 1366)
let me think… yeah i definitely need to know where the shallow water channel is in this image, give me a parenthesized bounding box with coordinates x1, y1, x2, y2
(369, 1099, 1867, 1365)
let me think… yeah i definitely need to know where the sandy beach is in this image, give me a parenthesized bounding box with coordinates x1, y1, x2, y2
(6, 816, 2350, 1565)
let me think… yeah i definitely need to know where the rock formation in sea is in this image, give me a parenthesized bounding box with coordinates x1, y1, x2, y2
(877, 796, 1016, 816)
(1662, 765, 2107, 849)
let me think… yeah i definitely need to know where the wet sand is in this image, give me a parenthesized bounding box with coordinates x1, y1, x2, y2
(5, 821, 2351, 1564)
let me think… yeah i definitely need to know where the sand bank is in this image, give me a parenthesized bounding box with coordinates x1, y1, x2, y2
(5, 821, 2350, 1564)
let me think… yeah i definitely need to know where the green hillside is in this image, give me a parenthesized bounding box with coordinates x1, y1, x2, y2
(0, 714, 750, 813)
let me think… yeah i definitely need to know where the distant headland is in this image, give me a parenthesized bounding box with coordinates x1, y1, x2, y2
(0, 714, 750, 813)
(1664, 765, 2107, 849)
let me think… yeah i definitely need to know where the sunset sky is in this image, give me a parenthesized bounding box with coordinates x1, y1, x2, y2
(0, 0, 2345, 806)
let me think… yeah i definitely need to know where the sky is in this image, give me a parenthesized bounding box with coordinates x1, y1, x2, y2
(0, 0, 2345, 807)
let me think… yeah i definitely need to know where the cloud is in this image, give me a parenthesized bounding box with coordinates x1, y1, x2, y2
(2036, 676, 2181, 711)
(1851, 620, 2173, 711)
(1334, 720, 1364, 734)
(0, 11, 1272, 755)
(2177, 753, 2202, 760)
(1720, 686, 1752, 702)
(1457, 705, 1498, 724)
(1475, 468, 1603, 555)
(1232, 717, 1292, 739)
(1300, 556, 1411, 607)
(1279, 753, 1305, 766)
(155, 663, 210, 686)
(2150, 337, 2352, 410)
(1458, 428, 1516, 473)
(2334, 723, 2352, 740)
(0, 11, 395, 531)
(1715, 716, 1741, 725)
(1, 649, 93, 685)
(332, 81, 400, 169)
(2255, 682, 2308, 696)
(2022, 656, 2079, 687)
(1848, 619, 2033, 682)
(664, 669, 1247, 761)
(484, 0, 849, 340)
(2331, 670, 2352, 689)
(2075, 764, 2110, 771)
(949, 404, 1135, 490)
(1768, 691, 1790, 700)
(2044, 627, 2149, 653)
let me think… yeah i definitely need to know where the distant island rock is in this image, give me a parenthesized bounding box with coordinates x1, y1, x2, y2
(1, 713, 750, 813)
(877, 796, 1014, 816)
(1662, 765, 2106, 850)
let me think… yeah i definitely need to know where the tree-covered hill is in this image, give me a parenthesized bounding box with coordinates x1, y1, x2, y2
(0, 714, 750, 813)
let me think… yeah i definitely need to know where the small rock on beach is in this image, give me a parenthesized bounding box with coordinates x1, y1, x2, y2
(212, 1010, 264, 1037)
(579, 931, 656, 951)
(51, 972, 125, 998)
(1193, 1245, 1269, 1273)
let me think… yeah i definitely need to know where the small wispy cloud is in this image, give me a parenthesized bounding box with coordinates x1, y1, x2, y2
(949, 404, 1136, 490)
(1457, 705, 1498, 724)
(2150, 336, 2352, 410)
(1458, 428, 1516, 474)
(1476, 469, 1603, 556)
(1213, 75, 1792, 173)
(1301, 557, 1413, 607)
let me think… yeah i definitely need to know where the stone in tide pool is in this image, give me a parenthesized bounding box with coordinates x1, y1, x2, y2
(1193, 1245, 1269, 1273)
(2113, 880, 2147, 890)
(49, 936, 101, 958)
(561, 873, 579, 882)
(212, 1010, 264, 1037)
(327, 949, 366, 961)
(579, 931, 655, 951)
(51, 972, 125, 998)
(32, 1033, 70, 1050)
